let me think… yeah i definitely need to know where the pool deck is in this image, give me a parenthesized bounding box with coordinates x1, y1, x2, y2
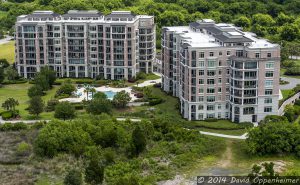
(59, 77, 162, 103)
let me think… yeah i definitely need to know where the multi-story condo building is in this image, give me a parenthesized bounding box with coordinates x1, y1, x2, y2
(162, 19, 280, 123)
(15, 10, 155, 79)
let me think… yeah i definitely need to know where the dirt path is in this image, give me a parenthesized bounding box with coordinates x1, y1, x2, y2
(218, 140, 233, 168)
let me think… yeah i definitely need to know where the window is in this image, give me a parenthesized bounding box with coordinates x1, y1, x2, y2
(199, 61, 205, 67)
(218, 78, 222, 83)
(219, 51, 222, 56)
(207, 105, 215, 110)
(265, 80, 273, 87)
(226, 51, 231, 56)
(207, 70, 215, 76)
(199, 96, 204, 102)
(264, 106, 272, 112)
(199, 70, 204, 76)
(207, 79, 215, 85)
(265, 89, 273, 95)
(264, 98, 272, 104)
(265, 71, 274, 77)
(199, 79, 204, 84)
(218, 104, 221, 109)
(219, 70, 222, 75)
(218, 112, 221, 118)
(198, 113, 204, 120)
(198, 105, 204, 110)
(207, 113, 215, 118)
(207, 60, 216, 67)
(219, 61, 222, 66)
(199, 52, 204, 58)
(255, 53, 260, 58)
(244, 62, 257, 69)
(199, 88, 204, 93)
(266, 62, 274, 69)
(244, 107, 254, 115)
(207, 96, 215, 102)
(218, 87, 222, 93)
(207, 88, 215, 93)
(209, 52, 214, 57)
(267, 53, 271, 58)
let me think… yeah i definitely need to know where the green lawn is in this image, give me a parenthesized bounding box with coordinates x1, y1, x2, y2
(0, 41, 15, 64)
(0, 83, 59, 120)
(281, 89, 295, 100)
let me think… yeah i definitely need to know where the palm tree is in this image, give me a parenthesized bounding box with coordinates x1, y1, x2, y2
(90, 88, 96, 98)
(83, 84, 92, 100)
(8, 98, 19, 112)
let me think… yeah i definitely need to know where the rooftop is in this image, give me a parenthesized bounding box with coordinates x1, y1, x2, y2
(164, 19, 278, 49)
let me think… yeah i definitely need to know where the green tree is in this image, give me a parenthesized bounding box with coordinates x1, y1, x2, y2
(28, 96, 44, 117)
(86, 98, 112, 115)
(0, 59, 9, 68)
(28, 85, 44, 98)
(0, 67, 4, 84)
(56, 81, 76, 96)
(276, 12, 294, 26)
(5, 66, 18, 82)
(1, 97, 19, 112)
(132, 126, 147, 156)
(34, 74, 50, 91)
(64, 168, 83, 185)
(246, 121, 300, 156)
(93, 92, 107, 99)
(234, 16, 251, 29)
(112, 90, 131, 108)
(40, 66, 57, 87)
(54, 102, 75, 120)
(85, 159, 105, 185)
(280, 24, 299, 41)
(252, 13, 275, 26)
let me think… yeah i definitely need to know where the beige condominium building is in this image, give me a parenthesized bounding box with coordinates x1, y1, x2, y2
(161, 19, 280, 123)
(15, 10, 155, 79)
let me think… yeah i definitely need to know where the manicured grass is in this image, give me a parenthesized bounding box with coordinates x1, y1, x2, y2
(0, 41, 15, 64)
(281, 89, 295, 100)
(0, 83, 59, 120)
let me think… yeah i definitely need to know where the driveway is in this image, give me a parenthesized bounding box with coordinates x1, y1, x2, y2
(280, 77, 300, 90)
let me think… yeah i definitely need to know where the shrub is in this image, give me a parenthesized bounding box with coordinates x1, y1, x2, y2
(128, 78, 137, 83)
(0, 123, 13, 131)
(148, 97, 163, 106)
(135, 93, 144, 98)
(204, 118, 218, 122)
(12, 122, 28, 131)
(16, 142, 31, 156)
(56, 83, 76, 97)
(153, 83, 161, 88)
(295, 99, 300, 106)
(1, 111, 13, 120)
(64, 168, 83, 185)
(45, 99, 59, 112)
(86, 99, 112, 115)
(74, 103, 84, 110)
(75, 79, 94, 84)
(54, 102, 76, 120)
(284, 67, 300, 76)
(136, 72, 147, 80)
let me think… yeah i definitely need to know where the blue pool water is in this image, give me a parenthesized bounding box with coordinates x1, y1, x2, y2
(104, 91, 117, 99)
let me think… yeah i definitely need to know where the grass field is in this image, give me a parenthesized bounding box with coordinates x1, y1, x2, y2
(0, 83, 59, 120)
(281, 89, 296, 100)
(0, 41, 15, 64)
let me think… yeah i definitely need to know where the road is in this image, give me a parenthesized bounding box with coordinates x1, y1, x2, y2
(0, 116, 49, 124)
(280, 76, 300, 90)
(199, 131, 248, 140)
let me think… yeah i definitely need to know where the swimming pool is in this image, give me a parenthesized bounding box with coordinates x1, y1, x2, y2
(104, 91, 117, 99)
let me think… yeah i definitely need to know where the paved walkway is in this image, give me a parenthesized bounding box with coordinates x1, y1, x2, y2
(116, 117, 142, 122)
(0, 36, 13, 45)
(280, 77, 300, 90)
(199, 131, 248, 140)
(0, 116, 49, 124)
(135, 78, 161, 87)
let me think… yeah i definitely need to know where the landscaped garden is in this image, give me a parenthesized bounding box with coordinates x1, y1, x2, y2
(0, 41, 14, 64)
